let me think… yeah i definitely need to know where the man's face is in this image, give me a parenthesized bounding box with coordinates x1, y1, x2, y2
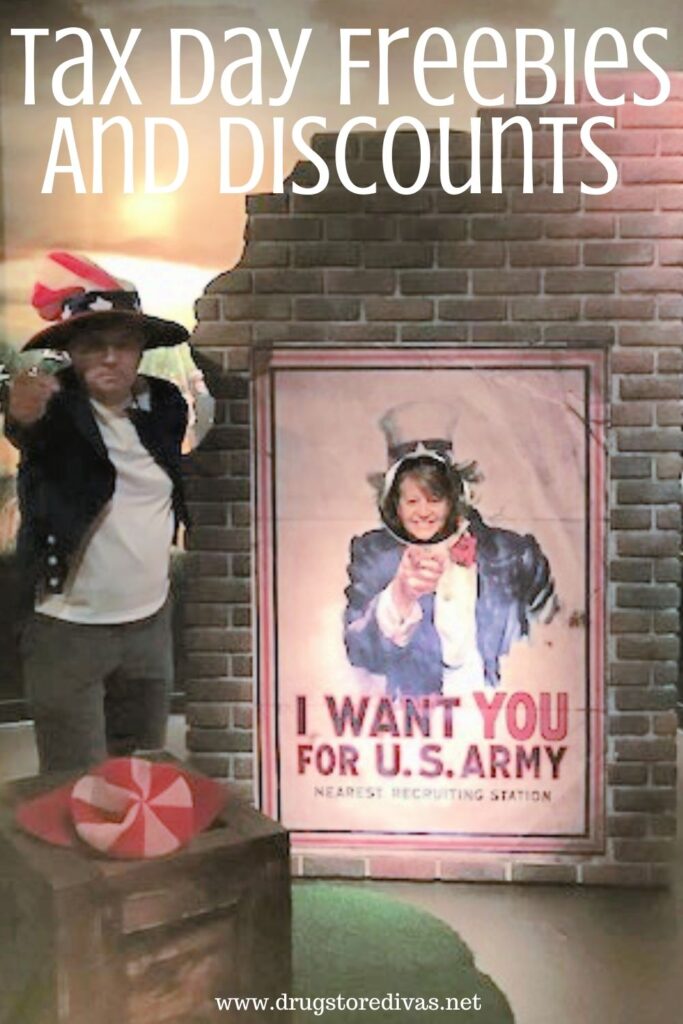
(397, 474, 450, 542)
(68, 324, 144, 406)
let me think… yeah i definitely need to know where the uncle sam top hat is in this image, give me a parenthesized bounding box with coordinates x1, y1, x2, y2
(378, 401, 460, 501)
(24, 251, 189, 352)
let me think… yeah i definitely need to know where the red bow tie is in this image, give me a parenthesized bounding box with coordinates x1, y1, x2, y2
(449, 533, 477, 568)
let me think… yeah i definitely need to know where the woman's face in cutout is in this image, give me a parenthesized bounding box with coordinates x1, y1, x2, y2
(396, 473, 450, 542)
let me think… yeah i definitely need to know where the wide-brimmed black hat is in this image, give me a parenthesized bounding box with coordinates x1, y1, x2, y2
(24, 251, 189, 352)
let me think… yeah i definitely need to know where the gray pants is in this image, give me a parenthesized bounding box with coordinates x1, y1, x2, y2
(22, 600, 173, 773)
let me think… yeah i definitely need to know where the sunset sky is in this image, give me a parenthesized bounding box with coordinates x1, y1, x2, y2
(1, 0, 681, 347)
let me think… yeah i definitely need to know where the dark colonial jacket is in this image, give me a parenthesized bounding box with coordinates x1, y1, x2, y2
(344, 510, 556, 695)
(4, 368, 189, 607)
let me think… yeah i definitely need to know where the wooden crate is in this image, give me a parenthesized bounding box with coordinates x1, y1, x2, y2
(0, 771, 291, 1024)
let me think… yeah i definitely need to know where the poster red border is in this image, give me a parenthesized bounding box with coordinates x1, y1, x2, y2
(254, 346, 606, 856)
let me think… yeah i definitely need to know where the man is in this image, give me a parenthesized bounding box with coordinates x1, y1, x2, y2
(5, 251, 190, 771)
(344, 403, 557, 697)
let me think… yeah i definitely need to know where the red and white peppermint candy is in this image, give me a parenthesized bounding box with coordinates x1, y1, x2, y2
(70, 758, 194, 859)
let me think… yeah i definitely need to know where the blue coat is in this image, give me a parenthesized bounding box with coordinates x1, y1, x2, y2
(343, 510, 555, 696)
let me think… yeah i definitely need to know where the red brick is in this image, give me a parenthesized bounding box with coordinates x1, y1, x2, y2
(616, 481, 681, 504)
(365, 298, 433, 321)
(186, 703, 230, 728)
(656, 401, 682, 427)
(511, 191, 580, 213)
(607, 815, 648, 837)
(615, 688, 676, 712)
(588, 130, 658, 156)
(620, 378, 682, 400)
(249, 217, 322, 241)
(366, 190, 432, 213)
(658, 186, 683, 209)
(621, 104, 683, 128)
(656, 507, 682, 530)
(222, 295, 291, 320)
(607, 764, 647, 785)
(658, 241, 683, 265)
(247, 193, 289, 213)
(614, 788, 676, 813)
(435, 192, 507, 214)
(616, 586, 679, 609)
(585, 186, 656, 211)
(611, 509, 651, 530)
(616, 634, 680, 659)
(556, 158, 615, 186)
(292, 192, 363, 215)
(580, 864, 651, 886)
(584, 241, 654, 265)
(364, 243, 432, 268)
(254, 270, 322, 293)
(620, 268, 683, 292)
(654, 610, 681, 633)
(240, 244, 289, 268)
(585, 298, 655, 319)
(622, 158, 683, 183)
(399, 217, 467, 241)
(545, 216, 615, 239)
(609, 560, 651, 583)
(613, 839, 673, 863)
(659, 135, 683, 156)
(622, 214, 683, 239)
(187, 679, 250, 704)
(471, 216, 542, 240)
(652, 765, 677, 786)
(656, 454, 683, 478)
(326, 324, 398, 343)
(617, 429, 683, 453)
(295, 297, 361, 320)
(439, 299, 506, 320)
(543, 324, 614, 344)
(401, 270, 468, 294)
(610, 404, 652, 428)
(439, 242, 505, 267)
(655, 559, 682, 583)
(610, 456, 652, 479)
(511, 298, 580, 320)
(608, 714, 649, 736)
(660, 299, 683, 325)
(545, 270, 614, 293)
(619, 323, 683, 346)
(509, 242, 579, 266)
(187, 753, 231, 777)
(401, 325, 469, 342)
(294, 242, 361, 266)
(653, 711, 679, 736)
(612, 351, 654, 374)
(472, 323, 543, 343)
(653, 662, 680, 685)
(615, 738, 677, 762)
(510, 864, 577, 884)
(326, 269, 395, 294)
(610, 661, 652, 684)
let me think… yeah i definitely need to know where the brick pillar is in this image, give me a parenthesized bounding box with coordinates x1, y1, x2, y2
(185, 72, 682, 885)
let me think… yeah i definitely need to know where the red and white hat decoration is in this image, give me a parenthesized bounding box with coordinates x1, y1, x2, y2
(24, 251, 189, 352)
(16, 757, 227, 860)
(32, 251, 141, 323)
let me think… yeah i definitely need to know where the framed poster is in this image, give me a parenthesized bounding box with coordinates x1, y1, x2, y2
(255, 347, 606, 855)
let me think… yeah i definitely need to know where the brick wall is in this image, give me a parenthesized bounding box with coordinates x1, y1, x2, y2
(185, 73, 682, 886)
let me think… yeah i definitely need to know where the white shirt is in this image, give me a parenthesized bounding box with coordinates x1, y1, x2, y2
(376, 559, 485, 693)
(37, 398, 174, 624)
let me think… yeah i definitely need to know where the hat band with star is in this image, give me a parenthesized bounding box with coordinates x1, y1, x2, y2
(24, 251, 189, 352)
